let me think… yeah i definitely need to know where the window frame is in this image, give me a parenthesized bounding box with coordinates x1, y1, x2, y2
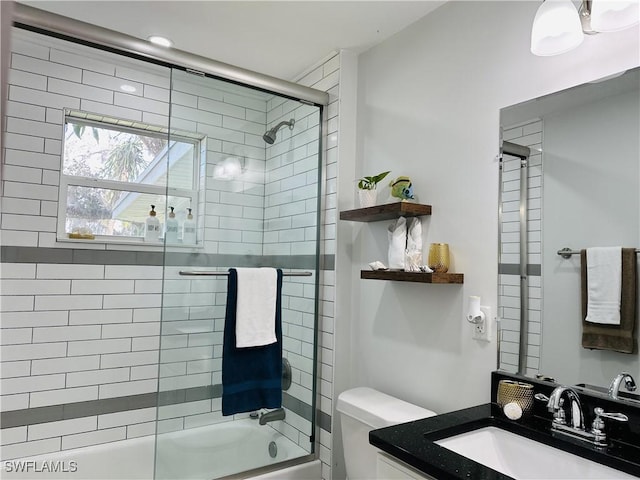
(57, 111, 203, 247)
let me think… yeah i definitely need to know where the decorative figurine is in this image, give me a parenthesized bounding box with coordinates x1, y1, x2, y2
(389, 176, 414, 200)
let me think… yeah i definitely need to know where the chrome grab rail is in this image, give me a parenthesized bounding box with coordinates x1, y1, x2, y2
(557, 247, 639, 259)
(179, 270, 312, 277)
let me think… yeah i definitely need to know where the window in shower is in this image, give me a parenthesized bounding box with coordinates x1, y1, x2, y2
(58, 109, 205, 244)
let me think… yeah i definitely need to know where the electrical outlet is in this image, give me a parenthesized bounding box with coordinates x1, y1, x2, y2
(472, 306, 491, 342)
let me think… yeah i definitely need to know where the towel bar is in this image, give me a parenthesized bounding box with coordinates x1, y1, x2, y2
(557, 247, 640, 259)
(179, 270, 312, 276)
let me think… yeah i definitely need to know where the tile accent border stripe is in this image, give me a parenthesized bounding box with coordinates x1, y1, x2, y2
(316, 409, 331, 433)
(0, 385, 328, 432)
(0, 393, 157, 429)
(498, 263, 541, 276)
(0, 246, 335, 270)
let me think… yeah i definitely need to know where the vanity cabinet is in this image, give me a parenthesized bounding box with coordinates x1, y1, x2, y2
(339, 202, 464, 284)
(377, 453, 436, 480)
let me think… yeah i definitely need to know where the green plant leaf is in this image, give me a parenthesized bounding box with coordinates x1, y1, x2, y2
(373, 171, 390, 183)
(358, 171, 391, 189)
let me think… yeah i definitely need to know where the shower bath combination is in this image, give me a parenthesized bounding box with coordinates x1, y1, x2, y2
(3, 4, 327, 479)
(263, 118, 295, 144)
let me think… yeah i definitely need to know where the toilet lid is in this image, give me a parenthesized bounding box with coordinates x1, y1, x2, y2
(336, 387, 436, 428)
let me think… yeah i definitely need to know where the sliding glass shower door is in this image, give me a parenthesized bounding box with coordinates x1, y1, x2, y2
(154, 68, 322, 479)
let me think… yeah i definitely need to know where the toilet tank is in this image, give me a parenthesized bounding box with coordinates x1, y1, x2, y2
(336, 387, 436, 480)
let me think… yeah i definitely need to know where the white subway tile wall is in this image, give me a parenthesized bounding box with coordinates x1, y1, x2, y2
(296, 52, 339, 480)
(1, 26, 338, 475)
(499, 120, 543, 376)
(260, 91, 321, 451)
(155, 57, 339, 463)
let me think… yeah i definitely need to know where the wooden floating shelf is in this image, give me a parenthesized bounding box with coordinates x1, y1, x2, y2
(361, 270, 464, 284)
(339, 202, 432, 222)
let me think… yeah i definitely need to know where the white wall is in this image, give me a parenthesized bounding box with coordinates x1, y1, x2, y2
(333, 3, 638, 475)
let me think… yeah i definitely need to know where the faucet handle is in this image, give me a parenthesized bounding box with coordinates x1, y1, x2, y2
(534, 393, 549, 402)
(593, 407, 628, 423)
(591, 407, 628, 433)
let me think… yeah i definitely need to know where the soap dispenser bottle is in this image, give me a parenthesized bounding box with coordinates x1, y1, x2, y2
(182, 208, 196, 244)
(144, 205, 160, 242)
(165, 206, 178, 243)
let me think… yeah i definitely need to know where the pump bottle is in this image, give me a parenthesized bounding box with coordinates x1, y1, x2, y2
(165, 206, 178, 243)
(182, 208, 196, 244)
(144, 205, 160, 242)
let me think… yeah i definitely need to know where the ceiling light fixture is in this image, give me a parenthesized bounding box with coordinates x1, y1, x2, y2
(531, 0, 639, 56)
(147, 35, 173, 48)
(590, 0, 639, 32)
(531, 0, 584, 56)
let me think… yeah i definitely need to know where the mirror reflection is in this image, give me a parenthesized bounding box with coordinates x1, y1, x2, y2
(498, 68, 640, 397)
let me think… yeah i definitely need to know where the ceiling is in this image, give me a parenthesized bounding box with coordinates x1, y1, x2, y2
(18, 1, 446, 81)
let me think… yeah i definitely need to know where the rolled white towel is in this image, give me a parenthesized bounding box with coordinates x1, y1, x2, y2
(406, 217, 422, 254)
(388, 217, 407, 269)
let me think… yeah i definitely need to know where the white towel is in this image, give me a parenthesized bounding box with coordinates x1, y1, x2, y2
(406, 217, 422, 253)
(404, 218, 423, 272)
(235, 267, 278, 347)
(585, 247, 622, 325)
(388, 217, 407, 269)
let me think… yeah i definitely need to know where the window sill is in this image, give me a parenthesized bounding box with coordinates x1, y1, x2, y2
(56, 236, 203, 249)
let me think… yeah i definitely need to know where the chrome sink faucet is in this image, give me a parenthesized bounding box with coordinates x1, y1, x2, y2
(547, 386, 584, 429)
(544, 386, 628, 449)
(608, 372, 637, 400)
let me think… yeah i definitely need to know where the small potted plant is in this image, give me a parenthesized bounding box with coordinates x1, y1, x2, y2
(357, 171, 390, 208)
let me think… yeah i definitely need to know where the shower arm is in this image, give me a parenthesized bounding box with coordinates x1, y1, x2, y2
(269, 120, 295, 134)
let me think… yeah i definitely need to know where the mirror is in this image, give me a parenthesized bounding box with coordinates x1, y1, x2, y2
(498, 68, 640, 396)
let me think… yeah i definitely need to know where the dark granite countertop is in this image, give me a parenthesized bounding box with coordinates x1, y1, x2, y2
(369, 403, 640, 480)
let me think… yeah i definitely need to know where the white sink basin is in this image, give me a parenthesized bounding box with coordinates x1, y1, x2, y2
(435, 426, 635, 479)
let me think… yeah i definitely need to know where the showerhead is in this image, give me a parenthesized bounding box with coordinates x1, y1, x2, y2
(263, 119, 295, 144)
(262, 131, 276, 145)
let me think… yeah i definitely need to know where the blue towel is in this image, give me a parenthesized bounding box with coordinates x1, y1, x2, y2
(222, 268, 283, 416)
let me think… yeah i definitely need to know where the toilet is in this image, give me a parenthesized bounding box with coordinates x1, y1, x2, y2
(337, 387, 436, 479)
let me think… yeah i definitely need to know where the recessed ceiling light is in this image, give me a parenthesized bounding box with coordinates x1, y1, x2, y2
(120, 84, 137, 93)
(148, 35, 173, 48)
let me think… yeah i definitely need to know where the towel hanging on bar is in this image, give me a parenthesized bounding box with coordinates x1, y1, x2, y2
(222, 268, 283, 415)
(581, 249, 638, 354)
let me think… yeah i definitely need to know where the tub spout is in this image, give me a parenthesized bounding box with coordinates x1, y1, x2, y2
(259, 408, 285, 425)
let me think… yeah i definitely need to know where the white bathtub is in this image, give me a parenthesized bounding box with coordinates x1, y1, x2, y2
(1, 419, 320, 480)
